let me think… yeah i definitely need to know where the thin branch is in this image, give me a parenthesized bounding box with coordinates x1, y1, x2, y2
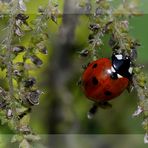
(5, 0, 19, 128)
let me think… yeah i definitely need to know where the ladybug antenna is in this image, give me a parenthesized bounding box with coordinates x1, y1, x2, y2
(87, 102, 99, 119)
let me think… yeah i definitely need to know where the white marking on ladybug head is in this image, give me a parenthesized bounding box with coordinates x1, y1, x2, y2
(107, 69, 112, 74)
(128, 67, 133, 74)
(115, 54, 123, 60)
(111, 66, 116, 73)
(117, 74, 123, 78)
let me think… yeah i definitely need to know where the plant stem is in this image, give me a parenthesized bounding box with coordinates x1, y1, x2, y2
(5, 0, 19, 130)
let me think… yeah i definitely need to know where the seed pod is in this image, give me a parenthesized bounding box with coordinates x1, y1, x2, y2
(12, 46, 25, 53)
(13, 70, 21, 76)
(16, 13, 29, 22)
(15, 13, 29, 28)
(6, 108, 13, 119)
(88, 34, 94, 44)
(79, 49, 89, 57)
(15, 19, 22, 27)
(85, 3, 91, 13)
(130, 48, 137, 61)
(38, 6, 44, 13)
(19, 125, 31, 134)
(103, 21, 113, 33)
(39, 47, 48, 55)
(132, 106, 143, 117)
(89, 24, 100, 32)
(96, 0, 102, 3)
(51, 14, 57, 24)
(24, 77, 36, 88)
(109, 35, 120, 50)
(0, 60, 6, 71)
(0, 100, 6, 109)
(130, 41, 140, 60)
(16, 13, 29, 20)
(15, 27, 23, 37)
(94, 7, 103, 16)
(27, 90, 41, 105)
(23, 90, 41, 106)
(0, 87, 7, 99)
(19, 0, 26, 11)
(30, 55, 43, 66)
(36, 42, 48, 54)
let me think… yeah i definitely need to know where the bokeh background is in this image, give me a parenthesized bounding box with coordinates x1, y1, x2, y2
(0, 0, 148, 147)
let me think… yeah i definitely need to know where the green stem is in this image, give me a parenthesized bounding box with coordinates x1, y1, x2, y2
(5, 0, 19, 130)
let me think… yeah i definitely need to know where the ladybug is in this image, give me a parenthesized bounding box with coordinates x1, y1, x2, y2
(82, 54, 133, 102)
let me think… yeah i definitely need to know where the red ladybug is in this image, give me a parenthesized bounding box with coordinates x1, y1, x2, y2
(82, 54, 133, 102)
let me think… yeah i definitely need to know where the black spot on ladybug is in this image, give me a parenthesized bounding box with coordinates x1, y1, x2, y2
(92, 76, 99, 85)
(104, 91, 112, 96)
(92, 63, 98, 68)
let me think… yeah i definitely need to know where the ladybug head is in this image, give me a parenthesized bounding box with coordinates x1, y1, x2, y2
(111, 53, 133, 79)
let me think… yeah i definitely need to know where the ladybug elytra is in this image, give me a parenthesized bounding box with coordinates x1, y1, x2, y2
(82, 54, 132, 102)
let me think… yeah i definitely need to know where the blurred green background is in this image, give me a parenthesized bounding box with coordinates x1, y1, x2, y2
(0, 0, 148, 147)
(27, 0, 148, 134)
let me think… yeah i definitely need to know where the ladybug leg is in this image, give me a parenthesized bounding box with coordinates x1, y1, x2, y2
(87, 102, 99, 119)
(77, 78, 82, 86)
(87, 101, 112, 119)
(82, 64, 88, 69)
(98, 101, 112, 109)
(82, 62, 90, 69)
